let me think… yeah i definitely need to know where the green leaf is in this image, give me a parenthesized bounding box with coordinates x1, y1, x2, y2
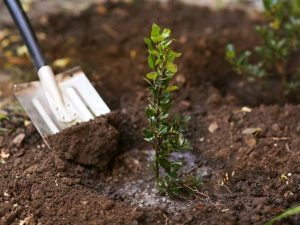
(144, 38, 154, 50)
(166, 62, 178, 73)
(225, 44, 236, 59)
(0, 112, 7, 121)
(151, 24, 161, 38)
(263, 0, 278, 11)
(145, 106, 157, 117)
(158, 125, 168, 135)
(148, 56, 155, 70)
(151, 36, 163, 43)
(143, 128, 155, 142)
(265, 206, 300, 225)
(166, 85, 179, 93)
(146, 72, 158, 80)
(168, 51, 181, 62)
(161, 28, 171, 39)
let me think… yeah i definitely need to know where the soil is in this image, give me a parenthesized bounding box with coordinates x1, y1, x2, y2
(1, 1, 300, 225)
(46, 116, 119, 169)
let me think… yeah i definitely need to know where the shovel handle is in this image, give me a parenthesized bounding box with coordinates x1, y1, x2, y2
(4, 0, 46, 70)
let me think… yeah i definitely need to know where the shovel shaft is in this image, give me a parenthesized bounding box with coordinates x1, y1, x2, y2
(4, 0, 46, 70)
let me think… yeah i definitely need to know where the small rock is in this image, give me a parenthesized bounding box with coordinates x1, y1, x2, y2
(12, 133, 25, 146)
(103, 200, 115, 211)
(244, 134, 257, 148)
(208, 122, 219, 133)
(175, 74, 186, 86)
(241, 107, 252, 113)
(271, 123, 280, 132)
(61, 177, 80, 186)
(242, 128, 262, 136)
(178, 100, 191, 112)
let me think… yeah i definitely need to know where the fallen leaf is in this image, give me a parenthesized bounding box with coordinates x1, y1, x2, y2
(53, 58, 71, 68)
(0, 150, 10, 159)
(16, 45, 28, 56)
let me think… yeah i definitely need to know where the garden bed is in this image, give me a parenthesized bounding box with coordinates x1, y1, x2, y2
(0, 1, 299, 224)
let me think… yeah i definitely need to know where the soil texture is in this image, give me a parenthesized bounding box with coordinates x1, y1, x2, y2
(1, 1, 300, 225)
(46, 116, 119, 169)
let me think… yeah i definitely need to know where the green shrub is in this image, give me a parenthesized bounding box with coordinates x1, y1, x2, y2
(226, 0, 300, 91)
(143, 24, 200, 196)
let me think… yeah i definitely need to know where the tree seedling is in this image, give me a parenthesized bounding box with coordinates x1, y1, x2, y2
(226, 0, 300, 91)
(143, 24, 200, 196)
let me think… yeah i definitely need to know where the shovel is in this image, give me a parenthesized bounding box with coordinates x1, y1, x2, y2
(4, 0, 110, 142)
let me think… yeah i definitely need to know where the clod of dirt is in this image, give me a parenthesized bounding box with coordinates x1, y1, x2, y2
(46, 116, 119, 169)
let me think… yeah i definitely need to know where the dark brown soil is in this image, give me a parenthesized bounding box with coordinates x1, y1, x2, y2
(46, 116, 119, 169)
(1, 1, 300, 225)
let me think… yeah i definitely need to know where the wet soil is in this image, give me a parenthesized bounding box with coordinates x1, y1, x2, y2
(1, 1, 300, 225)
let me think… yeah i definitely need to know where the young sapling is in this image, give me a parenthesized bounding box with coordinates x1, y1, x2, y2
(143, 24, 200, 196)
(226, 0, 300, 91)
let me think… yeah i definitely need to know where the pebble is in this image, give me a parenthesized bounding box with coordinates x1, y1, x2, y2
(271, 123, 280, 132)
(178, 100, 191, 112)
(208, 122, 219, 133)
(12, 133, 25, 146)
(103, 200, 115, 211)
(175, 74, 186, 86)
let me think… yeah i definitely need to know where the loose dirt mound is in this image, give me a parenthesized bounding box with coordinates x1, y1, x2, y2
(46, 116, 119, 169)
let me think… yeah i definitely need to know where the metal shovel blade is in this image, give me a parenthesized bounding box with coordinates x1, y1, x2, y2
(14, 67, 110, 141)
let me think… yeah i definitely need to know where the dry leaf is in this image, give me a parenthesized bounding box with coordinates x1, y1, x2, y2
(53, 58, 71, 68)
(0, 150, 10, 159)
(16, 45, 28, 56)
